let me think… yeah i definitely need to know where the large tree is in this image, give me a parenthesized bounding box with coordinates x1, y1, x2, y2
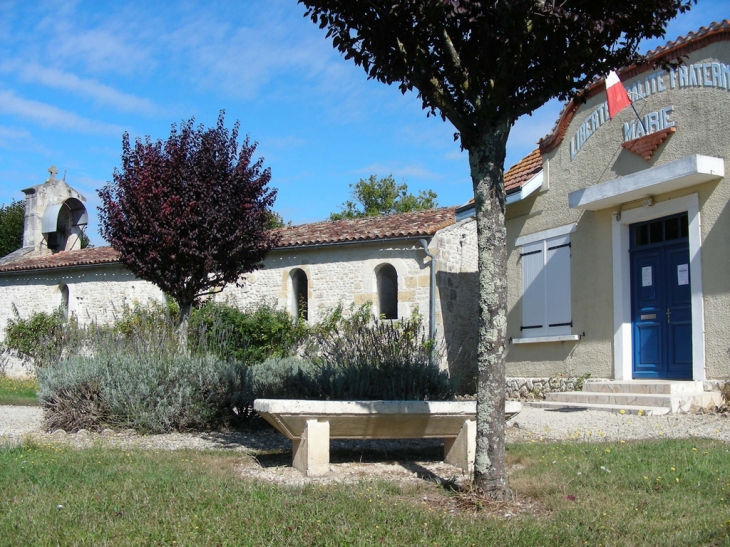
(330, 174, 438, 220)
(300, 0, 694, 497)
(98, 112, 278, 336)
(0, 200, 25, 257)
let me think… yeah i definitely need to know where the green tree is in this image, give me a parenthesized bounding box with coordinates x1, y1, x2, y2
(330, 175, 437, 220)
(300, 0, 694, 498)
(266, 211, 290, 229)
(0, 200, 25, 257)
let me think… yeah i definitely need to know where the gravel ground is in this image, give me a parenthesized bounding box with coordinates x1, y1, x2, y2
(1, 404, 728, 486)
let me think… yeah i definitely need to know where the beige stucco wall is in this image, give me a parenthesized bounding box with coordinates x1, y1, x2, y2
(506, 41, 730, 380)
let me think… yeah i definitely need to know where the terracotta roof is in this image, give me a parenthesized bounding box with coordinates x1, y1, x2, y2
(621, 127, 676, 161)
(0, 207, 457, 273)
(504, 148, 542, 194)
(0, 246, 121, 273)
(539, 20, 730, 154)
(455, 148, 543, 211)
(272, 207, 456, 249)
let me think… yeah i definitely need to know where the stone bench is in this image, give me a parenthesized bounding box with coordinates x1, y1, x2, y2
(253, 399, 522, 476)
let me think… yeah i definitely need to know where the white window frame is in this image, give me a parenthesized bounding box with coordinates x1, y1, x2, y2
(515, 223, 578, 343)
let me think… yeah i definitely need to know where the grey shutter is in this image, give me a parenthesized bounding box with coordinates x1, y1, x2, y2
(521, 241, 545, 334)
(545, 234, 571, 335)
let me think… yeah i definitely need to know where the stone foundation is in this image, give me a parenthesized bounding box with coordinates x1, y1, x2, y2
(505, 376, 598, 400)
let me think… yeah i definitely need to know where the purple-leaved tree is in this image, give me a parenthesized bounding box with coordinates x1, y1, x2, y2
(98, 112, 278, 341)
(299, 0, 695, 497)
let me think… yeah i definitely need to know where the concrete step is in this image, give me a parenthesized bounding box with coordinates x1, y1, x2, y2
(524, 401, 671, 416)
(546, 392, 674, 407)
(543, 389, 721, 413)
(583, 380, 704, 395)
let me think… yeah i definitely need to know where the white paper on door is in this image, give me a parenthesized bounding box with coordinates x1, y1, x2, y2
(642, 266, 652, 287)
(677, 264, 689, 286)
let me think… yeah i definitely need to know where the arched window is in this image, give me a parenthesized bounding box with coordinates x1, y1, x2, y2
(58, 284, 69, 320)
(376, 264, 398, 320)
(290, 268, 309, 320)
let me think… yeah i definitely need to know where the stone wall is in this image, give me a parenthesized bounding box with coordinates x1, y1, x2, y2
(0, 221, 483, 386)
(505, 376, 596, 400)
(215, 240, 433, 325)
(0, 265, 165, 340)
(432, 217, 479, 389)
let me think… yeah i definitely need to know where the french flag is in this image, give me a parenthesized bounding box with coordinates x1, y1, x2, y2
(606, 70, 632, 119)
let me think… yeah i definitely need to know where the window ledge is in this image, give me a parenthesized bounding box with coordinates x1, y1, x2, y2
(512, 334, 581, 344)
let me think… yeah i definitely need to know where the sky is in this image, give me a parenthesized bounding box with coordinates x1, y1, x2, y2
(0, 1, 728, 246)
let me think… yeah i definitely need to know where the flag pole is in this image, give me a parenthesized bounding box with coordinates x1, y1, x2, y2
(626, 91, 648, 134)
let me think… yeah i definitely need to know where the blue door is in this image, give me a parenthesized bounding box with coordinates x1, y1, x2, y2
(630, 214, 692, 379)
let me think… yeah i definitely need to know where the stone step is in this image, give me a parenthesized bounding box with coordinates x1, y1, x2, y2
(544, 390, 721, 413)
(583, 380, 704, 395)
(546, 392, 674, 407)
(524, 401, 671, 416)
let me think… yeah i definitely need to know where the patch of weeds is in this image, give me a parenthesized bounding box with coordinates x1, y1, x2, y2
(0, 375, 38, 406)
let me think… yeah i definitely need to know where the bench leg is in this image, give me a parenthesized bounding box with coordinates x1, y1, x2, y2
(292, 420, 330, 477)
(443, 420, 475, 473)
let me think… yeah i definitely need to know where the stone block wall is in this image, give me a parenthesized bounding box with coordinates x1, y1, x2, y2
(215, 241, 432, 325)
(0, 221, 485, 388)
(432, 217, 479, 390)
(0, 265, 164, 341)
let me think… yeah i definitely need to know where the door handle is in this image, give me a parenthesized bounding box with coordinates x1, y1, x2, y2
(666, 308, 672, 323)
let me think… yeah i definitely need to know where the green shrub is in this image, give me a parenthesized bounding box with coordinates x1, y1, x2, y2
(288, 303, 454, 401)
(38, 351, 246, 433)
(190, 301, 308, 364)
(2, 305, 83, 369)
(36, 320, 247, 433)
(307, 304, 435, 367)
(245, 356, 322, 400)
(247, 353, 454, 402)
(111, 299, 180, 339)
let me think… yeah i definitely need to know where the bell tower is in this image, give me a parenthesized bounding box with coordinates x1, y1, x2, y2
(22, 166, 88, 254)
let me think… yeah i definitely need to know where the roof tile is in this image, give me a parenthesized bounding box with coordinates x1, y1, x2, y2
(504, 148, 542, 194)
(0, 207, 457, 273)
(0, 246, 121, 273)
(272, 207, 456, 248)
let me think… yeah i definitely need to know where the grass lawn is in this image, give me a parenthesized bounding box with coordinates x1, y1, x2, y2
(0, 438, 728, 546)
(0, 375, 38, 406)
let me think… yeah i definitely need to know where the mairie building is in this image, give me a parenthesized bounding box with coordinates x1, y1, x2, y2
(461, 21, 730, 396)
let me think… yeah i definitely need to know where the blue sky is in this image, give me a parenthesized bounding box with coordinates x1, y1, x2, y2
(0, 1, 728, 246)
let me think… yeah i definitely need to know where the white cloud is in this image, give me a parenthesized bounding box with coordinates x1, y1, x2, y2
(1, 61, 162, 115)
(261, 135, 308, 150)
(39, 14, 155, 76)
(0, 90, 125, 135)
(444, 149, 466, 161)
(23, 1, 158, 75)
(353, 163, 441, 180)
(0, 124, 54, 155)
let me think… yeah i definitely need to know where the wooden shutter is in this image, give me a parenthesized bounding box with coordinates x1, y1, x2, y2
(545, 235, 572, 335)
(521, 241, 545, 334)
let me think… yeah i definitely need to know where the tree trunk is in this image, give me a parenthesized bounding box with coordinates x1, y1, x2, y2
(468, 121, 512, 499)
(177, 299, 192, 354)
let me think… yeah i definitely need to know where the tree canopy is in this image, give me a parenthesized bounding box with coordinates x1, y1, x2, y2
(0, 200, 25, 257)
(330, 175, 437, 220)
(300, 0, 694, 497)
(98, 112, 278, 330)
